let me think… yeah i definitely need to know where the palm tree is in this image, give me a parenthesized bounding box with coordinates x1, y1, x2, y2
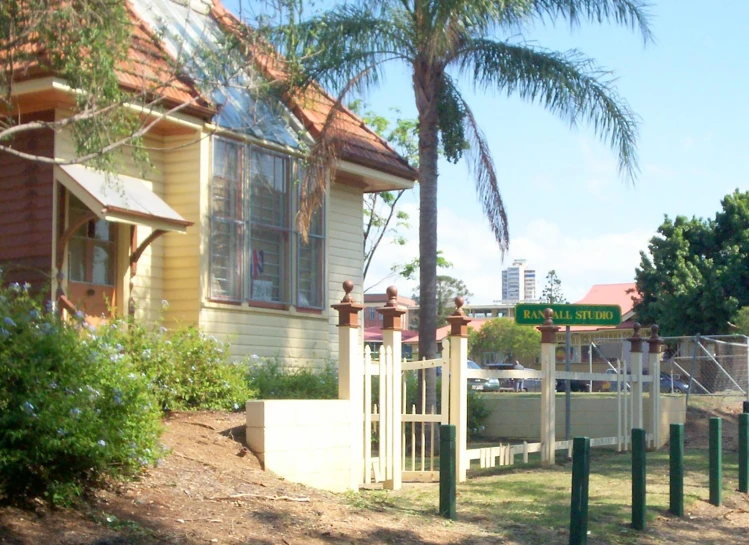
(278, 0, 650, 410)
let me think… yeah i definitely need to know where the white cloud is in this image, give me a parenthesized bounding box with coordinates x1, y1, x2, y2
(365, 209, 652, 305)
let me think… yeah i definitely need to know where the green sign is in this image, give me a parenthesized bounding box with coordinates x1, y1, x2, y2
(514, 304, 622, 326)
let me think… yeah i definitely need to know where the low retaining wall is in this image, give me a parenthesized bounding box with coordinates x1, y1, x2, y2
(245, 399, 353, 492)
(482, 394, 686, 448)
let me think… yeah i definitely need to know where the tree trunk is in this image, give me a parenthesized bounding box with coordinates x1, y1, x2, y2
(413, 59, 441, 444)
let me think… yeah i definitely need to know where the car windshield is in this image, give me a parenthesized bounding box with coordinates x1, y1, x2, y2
(467, 361, 481, 369)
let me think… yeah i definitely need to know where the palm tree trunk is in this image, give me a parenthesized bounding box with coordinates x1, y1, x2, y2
(414, 62, 440, 444)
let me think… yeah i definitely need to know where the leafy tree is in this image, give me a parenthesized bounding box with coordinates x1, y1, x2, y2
(0, 0, 288, 168)
(634, 190, 749, 336)
(279, 1, 650, 415)
(411, 275, 473, 329)
(1, 0, 141, 167)
(468, 319, 541, 366)
(731, 306, 749, 336)
(541, 269, 568, 304)
(395, 251, 453, 283)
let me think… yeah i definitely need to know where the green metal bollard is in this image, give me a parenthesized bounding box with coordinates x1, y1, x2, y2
(709, 417, 722, 506)
(632, 428, 647, 530)
(739, 414, 748, 494)
(743, 401, 749, 414)
(669, 423, 684, 517)
(439, 424, 456, 520)
(569, 437, 590, 545)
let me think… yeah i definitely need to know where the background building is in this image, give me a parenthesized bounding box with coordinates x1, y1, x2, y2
(501, 259, 536, 301)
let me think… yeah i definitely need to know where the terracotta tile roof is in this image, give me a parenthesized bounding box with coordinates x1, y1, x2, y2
(575, 283, 637, 316)
(1, 2, 212, 119)
(209, 0, 418, 181)
(6, 0, 416, 181)
(118, 4, 211, 115)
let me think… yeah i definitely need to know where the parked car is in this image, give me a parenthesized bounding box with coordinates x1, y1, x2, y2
(556, 379, 588, 392)
(660, 372, 689, 394)
(522, 378, 542, 392)
(592, 368, 627, 392)
(466, 360, 501, 392)
(485, 362, 525, 391)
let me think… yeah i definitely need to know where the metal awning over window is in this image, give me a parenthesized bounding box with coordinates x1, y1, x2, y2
(55, 164, 192, 233)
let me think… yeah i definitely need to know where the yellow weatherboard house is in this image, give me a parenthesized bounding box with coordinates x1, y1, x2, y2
(0, 0, 416, 366)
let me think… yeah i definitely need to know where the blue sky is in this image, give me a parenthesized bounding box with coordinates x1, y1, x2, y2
(231, 1, 749, 303)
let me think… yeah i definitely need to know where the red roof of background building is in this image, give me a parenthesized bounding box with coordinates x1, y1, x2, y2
(363, 293, 417, 307)
(568, 282, 637, 333)
(363, 327, 419, 344)
(575, 283, 636, 315)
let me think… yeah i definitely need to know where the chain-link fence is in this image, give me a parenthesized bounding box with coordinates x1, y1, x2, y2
(661, 335, 749, 405)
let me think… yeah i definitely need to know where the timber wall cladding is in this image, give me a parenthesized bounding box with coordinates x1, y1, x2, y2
(0, 112, 55, 289)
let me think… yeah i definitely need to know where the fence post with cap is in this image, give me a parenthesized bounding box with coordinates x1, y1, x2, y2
(446, 296, 471, 482)
(332, 280, 365, 490)
(538, 309, 560, 465)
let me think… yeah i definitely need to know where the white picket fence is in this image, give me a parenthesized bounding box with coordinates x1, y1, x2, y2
(464, 364, 656, 471)
(364, 341, 451, 485)
(333, 293, 662, 489)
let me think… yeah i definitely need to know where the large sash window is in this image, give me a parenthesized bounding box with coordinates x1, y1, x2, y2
(209, 137, 325, 309)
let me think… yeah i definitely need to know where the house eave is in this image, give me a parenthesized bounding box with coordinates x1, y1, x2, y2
(336, 160, 415, 193)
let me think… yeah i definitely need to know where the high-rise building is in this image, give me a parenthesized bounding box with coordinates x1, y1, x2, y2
(501, 259, 536, 301)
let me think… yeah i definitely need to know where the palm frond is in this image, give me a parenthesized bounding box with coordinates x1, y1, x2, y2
(445, 77, 509, 253)
(457, 39, 639, 180)
(529, 0, 652, 43)
(271, 4, 413, 94)
(297, 59, 396, 240)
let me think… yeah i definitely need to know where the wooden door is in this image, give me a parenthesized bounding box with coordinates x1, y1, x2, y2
(67, 197, 117, 322)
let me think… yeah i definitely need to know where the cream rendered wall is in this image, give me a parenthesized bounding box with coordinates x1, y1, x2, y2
(53, 117, 166, 323)
(245, 399, 354, 492)
(482, 394, 686, 449)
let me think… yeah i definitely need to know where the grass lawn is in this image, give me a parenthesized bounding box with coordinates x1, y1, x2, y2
(362, 446, 740, 545)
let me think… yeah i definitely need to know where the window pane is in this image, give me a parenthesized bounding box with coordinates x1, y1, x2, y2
(213, 140, 242, 219)
(68, 213, 116, 286)
(68, 238, 86, 282)
(91, 241, 115, 284)
(250, 149, 288, 227)
(210, 219, 243, 300)
(294, 164, 324, 236)
(297, 235, 323, 308)
(249, 225, 288, 303)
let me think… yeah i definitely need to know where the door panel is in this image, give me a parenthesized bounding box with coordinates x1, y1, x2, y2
(67, 196, 117, 322)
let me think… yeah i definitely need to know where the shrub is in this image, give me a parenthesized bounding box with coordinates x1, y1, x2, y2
(467, 390, 490, 438)
(0, 282, 162, 505)
(247, 357, 338, 399)
(105, 320, 254, 411)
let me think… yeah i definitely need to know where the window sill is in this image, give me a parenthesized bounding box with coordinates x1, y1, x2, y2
(295, 306, 324, 315)
(203, 299, 329, 320)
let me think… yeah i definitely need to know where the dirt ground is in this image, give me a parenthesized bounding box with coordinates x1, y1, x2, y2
(1, 402, 748, 545)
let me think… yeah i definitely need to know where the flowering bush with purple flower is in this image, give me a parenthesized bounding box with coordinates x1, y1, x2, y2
(102, 320, 253, 411)
(0, 278, 161, 505)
